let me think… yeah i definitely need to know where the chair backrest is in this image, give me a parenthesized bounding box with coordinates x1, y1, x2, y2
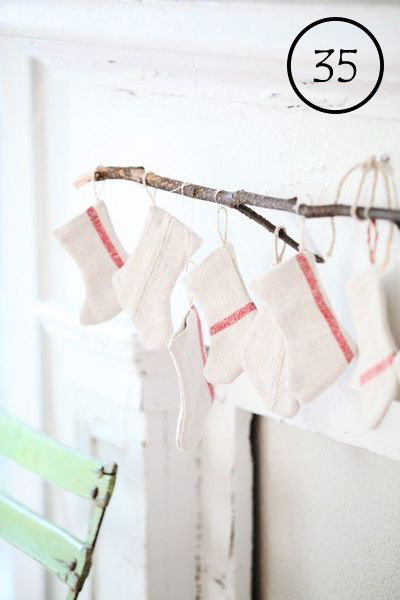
(0, 410, 117, 599)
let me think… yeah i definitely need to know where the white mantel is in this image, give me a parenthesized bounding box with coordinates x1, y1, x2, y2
(1, 2, 400, 598)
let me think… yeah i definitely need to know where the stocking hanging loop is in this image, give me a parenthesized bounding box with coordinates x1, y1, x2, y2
(142, 169, 157, 206)
(327, 157, 376, 259)
(294, 196, 309, 253)
(92, 177, 105, 202)
(350, 158, 376, 221)
(364, 160, 379, 264)
(215, 194, 228, 244)
(178, 183, 195, 270)
(273, 226, 287, 265)
(180, 182, 196, 305)
(375, 158, 396, 270)
(352, 156, 394, 267)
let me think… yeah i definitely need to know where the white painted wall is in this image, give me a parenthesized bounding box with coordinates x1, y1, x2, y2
(256, 417, 400, 600)
(1, 2, 400, 598)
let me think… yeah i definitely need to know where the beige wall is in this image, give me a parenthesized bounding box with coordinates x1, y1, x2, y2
(256, 417, 400, 600)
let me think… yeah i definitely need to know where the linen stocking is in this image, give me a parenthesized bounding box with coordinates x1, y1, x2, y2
(258, 251, 355, 403)
(168, 306, 214, 451)
(383, 267, 400, 388)
(186, 243, 257, 384)
(242, 301, 299, 418)
(54, 200, 127, 325)
(113, 206, 202, 351)
(383, 266, 400, 348)
(348, 267, 399, 428)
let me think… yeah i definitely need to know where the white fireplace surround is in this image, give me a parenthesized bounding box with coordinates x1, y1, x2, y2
(1, 2, 400, 598)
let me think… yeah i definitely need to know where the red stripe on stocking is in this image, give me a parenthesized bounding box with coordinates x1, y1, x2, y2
(86, 206, 125, 268)
(296, 253, 354, 364)
(360, 353, 395, 386)
(210, 302, 256, 336)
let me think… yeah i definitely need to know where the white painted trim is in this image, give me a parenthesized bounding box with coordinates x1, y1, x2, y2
(0, 2, 397, 66)
(2, 4, 400, 597)
(35, 302, 180, 412)
(36, 300, 201, 598)
(37, 300, 400, 463)
(1, 2, 399, 118)
(200, 395, 253, 599)
(231, 372, 400, 463)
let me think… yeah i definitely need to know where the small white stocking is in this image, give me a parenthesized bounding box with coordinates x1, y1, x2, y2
(258, 251, 355, 403)
(168, 306, 214, 451)
(348, 266, 399, 428)
(185, 243, 257, 384)
(113, 206, 202, 350)
(54, 201, 127, 325)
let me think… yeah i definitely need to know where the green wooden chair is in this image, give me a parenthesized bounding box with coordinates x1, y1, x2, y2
(0, 410, 117, 599)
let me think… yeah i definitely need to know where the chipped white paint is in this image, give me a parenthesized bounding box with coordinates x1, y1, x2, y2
(231, 371, 400, 463)
(36, 303, 199, 599)
(1, 2, 399, 118)
(34, 301, 252, 599)
(1, 2, 400, 598)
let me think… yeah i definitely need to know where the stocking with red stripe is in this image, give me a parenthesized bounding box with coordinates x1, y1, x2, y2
(186, 243, 257, 384)
(168, 306, 214, 451)
(54, 200, 127, 325)
(113, 206, 202, 351)
(348, 266, 399, 428)
(259, 251, 355, 403)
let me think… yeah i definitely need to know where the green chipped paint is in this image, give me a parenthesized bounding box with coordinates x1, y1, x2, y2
(0, 411, 114, 504)
(0, 410, 117, 598)
(0, 493, 89, 585)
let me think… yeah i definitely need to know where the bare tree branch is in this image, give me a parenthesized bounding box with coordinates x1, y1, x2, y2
(93, 165, 400, 263)
(94, 165, 400, 223)
(234, 205, 323, 263)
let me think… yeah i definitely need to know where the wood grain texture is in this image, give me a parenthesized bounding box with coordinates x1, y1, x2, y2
(94, 165, 400, 225)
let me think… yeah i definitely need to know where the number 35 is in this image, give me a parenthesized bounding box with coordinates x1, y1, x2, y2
(314, 49, 357, 83)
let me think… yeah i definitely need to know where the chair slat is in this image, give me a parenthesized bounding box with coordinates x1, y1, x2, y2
(0, 493, 90, 592)
(0, 411, 114, 502)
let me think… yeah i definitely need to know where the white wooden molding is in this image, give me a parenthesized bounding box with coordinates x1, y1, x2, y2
(34, 300, 255, 598)
(35, 301, 202, 598)
(35, 302, 180, 412)
(1, 2, 399, 118)
(2, 3, 400, 598)
(231, 372, 400, 463)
